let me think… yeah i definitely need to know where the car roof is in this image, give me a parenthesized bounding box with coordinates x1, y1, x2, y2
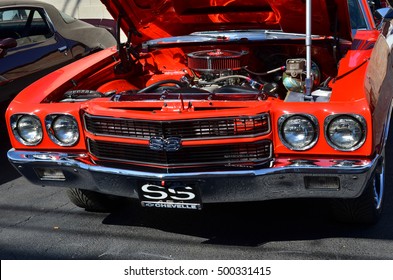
(0, 0, 56, 8)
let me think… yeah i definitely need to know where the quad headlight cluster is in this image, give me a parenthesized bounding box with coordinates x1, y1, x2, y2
(279, 114, 366, 151)
(10, 112, 366, 151)
(11, 114, 79, 146)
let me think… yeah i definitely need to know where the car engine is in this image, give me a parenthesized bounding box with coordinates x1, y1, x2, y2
(137, 48, 322, 100)
(59, 46, 327, 103)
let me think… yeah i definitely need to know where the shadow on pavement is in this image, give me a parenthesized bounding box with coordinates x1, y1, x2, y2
(102, 189, 393, 247)
(0, 101, 21, 184)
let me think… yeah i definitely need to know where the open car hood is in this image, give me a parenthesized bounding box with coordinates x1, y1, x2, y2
(101, 0, 353, 43)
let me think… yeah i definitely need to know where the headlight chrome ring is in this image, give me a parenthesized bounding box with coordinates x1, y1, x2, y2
(11, 114, 43, 146)
(278, 114, 319, 151)
(325, 114, 366, 151)
(45, 114, 79, 146)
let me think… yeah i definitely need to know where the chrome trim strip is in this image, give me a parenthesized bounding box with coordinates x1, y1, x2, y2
(8, 149, 380, 202)
(142, 30, 321, 51)
(8, 149, 379, 180)
(381, 99, 393, 152)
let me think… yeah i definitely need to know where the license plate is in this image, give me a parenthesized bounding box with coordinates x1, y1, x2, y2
(138, 181, 202, 210)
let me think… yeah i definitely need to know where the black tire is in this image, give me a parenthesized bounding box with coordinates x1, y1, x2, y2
(66, 188, 125, 212)
(330, 150, 385, 224)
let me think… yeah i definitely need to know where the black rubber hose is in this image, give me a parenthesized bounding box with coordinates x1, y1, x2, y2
(137, 79, 186, 93)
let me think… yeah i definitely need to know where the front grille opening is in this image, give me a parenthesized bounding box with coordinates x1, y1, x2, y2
(87, 138, 272, 168)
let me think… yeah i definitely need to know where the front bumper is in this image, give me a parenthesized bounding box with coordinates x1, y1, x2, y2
(8, 149, 380, 203)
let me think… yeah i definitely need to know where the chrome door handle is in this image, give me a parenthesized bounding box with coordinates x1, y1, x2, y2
(58, 46, 67, 52)
(58, 46, 68, 56)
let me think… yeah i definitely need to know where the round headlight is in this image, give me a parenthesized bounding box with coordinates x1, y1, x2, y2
(11, 115, 43, 145)
(46, 115, 79, 146)
(325, 115, 366, 151)
(279, 114, 318, 150)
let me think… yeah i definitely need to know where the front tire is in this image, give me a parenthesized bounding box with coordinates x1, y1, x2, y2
(67, 188, 125, 212)
(331, 151, 385, 224)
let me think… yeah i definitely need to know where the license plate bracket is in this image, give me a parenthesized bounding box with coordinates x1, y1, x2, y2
(138, 181, 202, 210)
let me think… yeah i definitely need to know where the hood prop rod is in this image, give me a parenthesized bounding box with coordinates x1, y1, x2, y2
(115, 15, 142, 73)
(305, 0, 313, 98)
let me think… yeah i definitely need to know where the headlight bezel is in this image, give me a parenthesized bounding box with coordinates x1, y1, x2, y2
(45, 114, 79, 147)
(324, 114, 367, 151)
(10, 114, 43, 146)
(278, 114, 319, 151)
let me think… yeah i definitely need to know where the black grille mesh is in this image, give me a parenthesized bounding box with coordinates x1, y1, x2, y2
(84, 114, 270, 139)
(88, 139, 271, 167)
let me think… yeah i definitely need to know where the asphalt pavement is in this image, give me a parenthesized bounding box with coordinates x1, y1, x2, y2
(1, 101, 393, 259)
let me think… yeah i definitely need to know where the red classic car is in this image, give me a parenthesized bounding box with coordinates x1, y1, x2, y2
(6, 0, 393, 224)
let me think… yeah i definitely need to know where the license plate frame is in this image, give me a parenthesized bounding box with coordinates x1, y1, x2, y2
(138, 181, 202, 210)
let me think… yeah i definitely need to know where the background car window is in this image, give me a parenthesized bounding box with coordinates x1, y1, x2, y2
(0, 8, 53, 46)
(0, 9, 27, 21)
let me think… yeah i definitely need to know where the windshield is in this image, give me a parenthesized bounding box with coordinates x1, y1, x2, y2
(348, 0, 369, 33)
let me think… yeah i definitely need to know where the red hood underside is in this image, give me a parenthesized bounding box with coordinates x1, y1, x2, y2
(101, 0, 352, 43)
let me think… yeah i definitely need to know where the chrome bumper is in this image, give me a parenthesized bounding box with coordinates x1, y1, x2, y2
(7, 149, 380, 203)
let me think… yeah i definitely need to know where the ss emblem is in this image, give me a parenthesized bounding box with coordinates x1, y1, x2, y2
(141, 184, 196, 201)
(149, 137, 182, 152)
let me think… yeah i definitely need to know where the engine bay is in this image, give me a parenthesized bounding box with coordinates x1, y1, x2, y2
(59, 38, 342, 103)
(145, 48, 324, 97)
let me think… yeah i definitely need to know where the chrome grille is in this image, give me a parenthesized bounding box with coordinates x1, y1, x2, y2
(83, 113, 270, 140)
(88, 139, 272, 167)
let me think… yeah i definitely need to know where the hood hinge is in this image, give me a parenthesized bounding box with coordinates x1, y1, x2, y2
(115, 14, 142, 73)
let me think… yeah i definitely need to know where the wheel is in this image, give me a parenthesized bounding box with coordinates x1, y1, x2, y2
(330, 149, 385, 224)
(66, 188, 125, 212)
